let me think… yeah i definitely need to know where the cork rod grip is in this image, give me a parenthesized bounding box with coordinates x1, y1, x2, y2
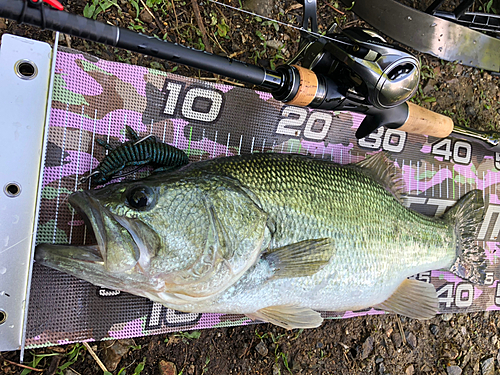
(287, 65, 319, 107)
(398, 102, 454, 138)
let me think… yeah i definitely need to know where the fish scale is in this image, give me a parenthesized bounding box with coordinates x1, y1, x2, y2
(36, 152, 487, 329)
(194, 154, 448, 249)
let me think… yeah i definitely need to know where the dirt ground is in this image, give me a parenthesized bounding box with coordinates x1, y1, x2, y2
(2, 0, 500, 374)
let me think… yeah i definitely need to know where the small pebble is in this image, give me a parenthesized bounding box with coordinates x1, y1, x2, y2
(441, 342, 459, 360)
(442, 313, 453, 322)
(421, 364, 432, 372)
(391, 332, 403, 348)
(430, 324, 439, 336)
(481, 357, 495, 375)
(376, 357, 384, 364)
(266, 40, 284, 50)
(406, 364, 415, 375)
(101, 339, 135, 372)
(423, 80, 436, 95)
(405, 332, 417, 349)
(158, 360, 177, 375)
(255, 341, 268, 357)
(378, 362, 386, 374)
(465, 106, 476, 117)
(361, 336, 374, 359)
(272, 363, 280, 375)
(139, 9, 153, 23)
(446, 365, 462, 375)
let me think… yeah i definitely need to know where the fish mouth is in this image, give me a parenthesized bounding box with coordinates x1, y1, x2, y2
(35, 190, 107, 267)
(69, 190, 108, 262)
(35, 190, 152, 288)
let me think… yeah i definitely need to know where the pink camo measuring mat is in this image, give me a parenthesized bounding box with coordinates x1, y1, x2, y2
(27, 47, 500, 348)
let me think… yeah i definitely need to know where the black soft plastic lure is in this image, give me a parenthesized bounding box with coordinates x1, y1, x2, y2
(82, 126, 189, 184)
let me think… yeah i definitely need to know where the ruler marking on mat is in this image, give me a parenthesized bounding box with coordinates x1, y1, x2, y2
(174, 121, 179, 148)
(68, 105, 85, 244)
(409, 160, 412, 193)
(424, 162, 427, 196)
(447, 165, 450, 200)
(201, 129, 206, 160)
(83, 109, 99, 245)
(52, 104, 69, 244)
(417, 161, 419, 195)
(225, 132, 231, 156)
(483, 171, 486, 203)
(106, 112, 112, 155)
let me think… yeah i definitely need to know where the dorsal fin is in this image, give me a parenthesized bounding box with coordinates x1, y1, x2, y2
(355, 152, 405, 202)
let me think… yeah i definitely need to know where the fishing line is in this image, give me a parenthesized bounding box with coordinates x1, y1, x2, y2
(206, 0, 339, 43)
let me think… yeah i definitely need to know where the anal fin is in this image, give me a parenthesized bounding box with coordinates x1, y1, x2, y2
(374, 279, 438, 320)
(246, 305, 323, 329)
(263, 238, 334, 279)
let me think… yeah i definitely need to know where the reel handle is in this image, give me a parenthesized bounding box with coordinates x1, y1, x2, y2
(397, 102, 454, 138)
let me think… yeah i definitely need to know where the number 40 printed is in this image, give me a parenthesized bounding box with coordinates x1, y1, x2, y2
(431, 139, 472, 165)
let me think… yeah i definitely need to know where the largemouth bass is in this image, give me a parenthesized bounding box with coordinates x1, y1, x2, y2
(36, 153, 486, 328)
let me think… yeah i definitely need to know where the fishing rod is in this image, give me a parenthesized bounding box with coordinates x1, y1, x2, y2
(0, 0, 454, 139)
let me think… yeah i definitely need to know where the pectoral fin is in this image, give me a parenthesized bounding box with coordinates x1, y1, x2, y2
(263, 238, 334, 279)
(374, 279, 438, 320)
(246, 305, 323, 329)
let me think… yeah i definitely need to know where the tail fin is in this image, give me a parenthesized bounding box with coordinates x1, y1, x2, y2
(443, 190, 487, 284)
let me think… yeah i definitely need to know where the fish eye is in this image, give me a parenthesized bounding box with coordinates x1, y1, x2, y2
(126, 186, 155, 210)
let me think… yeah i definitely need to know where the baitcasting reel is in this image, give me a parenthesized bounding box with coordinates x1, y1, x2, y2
(268, 0, 441, 138)
(299, 27, 420, 110)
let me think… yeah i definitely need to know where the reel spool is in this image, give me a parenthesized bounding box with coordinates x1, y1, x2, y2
(297, 28, 420, 110)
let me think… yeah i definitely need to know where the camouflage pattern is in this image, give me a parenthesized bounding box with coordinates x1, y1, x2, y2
(26, 46, 500, 348)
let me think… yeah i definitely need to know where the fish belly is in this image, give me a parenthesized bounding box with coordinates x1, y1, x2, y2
(204, 239, 454, 314)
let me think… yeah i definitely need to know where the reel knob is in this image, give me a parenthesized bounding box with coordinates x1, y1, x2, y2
(375, 56, 420, 108)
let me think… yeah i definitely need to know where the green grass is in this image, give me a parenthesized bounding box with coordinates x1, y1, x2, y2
(20, 344, 84, 375)
(83, 0, 119, 19)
